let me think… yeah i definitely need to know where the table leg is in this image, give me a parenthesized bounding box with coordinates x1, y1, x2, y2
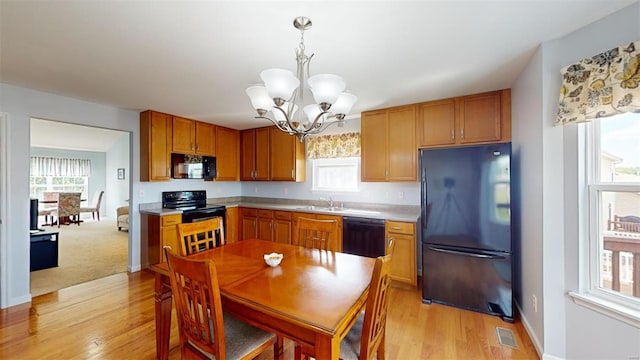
(315, 334, 340, 360)
(155, 273, 172, 360)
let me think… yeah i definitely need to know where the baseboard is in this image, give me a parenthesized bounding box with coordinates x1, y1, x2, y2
(128, 264, 141, 272)
(7, 293, 32, 308)
(516, 301, 545, 358)
(542, 354, 565, 360)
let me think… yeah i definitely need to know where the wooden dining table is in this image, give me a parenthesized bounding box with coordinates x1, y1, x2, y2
(150, 239, 376, 360)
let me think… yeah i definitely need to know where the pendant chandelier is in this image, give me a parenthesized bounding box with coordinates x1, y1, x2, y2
(246, 16, 357, 142)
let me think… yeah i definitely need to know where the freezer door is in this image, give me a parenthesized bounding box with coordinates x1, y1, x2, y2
(422, 243, 513, 322)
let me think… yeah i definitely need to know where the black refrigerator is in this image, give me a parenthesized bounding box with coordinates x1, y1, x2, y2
(420, 143, 513, 322)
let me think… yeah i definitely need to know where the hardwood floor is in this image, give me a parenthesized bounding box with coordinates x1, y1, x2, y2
(0, 270, 539, 359)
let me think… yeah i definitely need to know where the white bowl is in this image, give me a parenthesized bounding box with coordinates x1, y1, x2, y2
(264, 253, 283, 267)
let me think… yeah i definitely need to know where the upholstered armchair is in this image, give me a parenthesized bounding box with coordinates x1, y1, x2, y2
(117, 206, 129, 231)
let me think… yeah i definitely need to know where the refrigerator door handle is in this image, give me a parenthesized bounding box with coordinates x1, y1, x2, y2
(427, 246, 504, 259)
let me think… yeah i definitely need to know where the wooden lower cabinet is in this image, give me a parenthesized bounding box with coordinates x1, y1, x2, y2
(256, 209, 292, 244)
(142, 213, 181, 265)
(225, 207, 238, 244)
(240, 207, 257, 240)
(386, 220, 417, 286)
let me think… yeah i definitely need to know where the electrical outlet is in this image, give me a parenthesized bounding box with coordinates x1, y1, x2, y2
(532, 294, 538, 313)
(283, 187, 288, 195)
(139, 189, 144, 198)
(398, 191, 405, 200)
(254, 186, 258, 193)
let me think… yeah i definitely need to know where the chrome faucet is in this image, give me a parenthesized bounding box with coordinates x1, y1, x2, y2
(320, 196, 334, 208)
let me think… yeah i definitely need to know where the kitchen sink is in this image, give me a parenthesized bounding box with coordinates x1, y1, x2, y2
(294, 206, 380, 215)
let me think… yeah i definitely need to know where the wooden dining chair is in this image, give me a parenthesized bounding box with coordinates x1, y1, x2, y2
(177, 217, 225, 256)
(164, 248, 281, 360)
(296, 217, 339, 251)
(295, 250, 395, 360)
(52, 192, 81, 227)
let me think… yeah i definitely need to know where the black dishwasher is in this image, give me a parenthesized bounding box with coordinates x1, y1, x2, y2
(342, 217, 386, 258)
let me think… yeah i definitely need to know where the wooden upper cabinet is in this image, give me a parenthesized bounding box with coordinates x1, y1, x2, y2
(240, 128, 270, 181)
(361, 110, 388, 182)
(269, 127, 305, 182)
(458, 91, 501, 144)
(172, 116, 216, 156)
(417, 99, 456, 147)
(417, 89, 511, 148)
(215, 126, 240, 181)
(195, 121, 216, 155)
(388, 106, 417, 181)
(140, 110, 172, 181)
(361, 105, 416, 182)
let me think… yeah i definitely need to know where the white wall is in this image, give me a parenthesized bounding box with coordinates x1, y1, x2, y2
(513, 2, 640, 359)
(106, 132, 130, 218)
(511, 45, 545, 355)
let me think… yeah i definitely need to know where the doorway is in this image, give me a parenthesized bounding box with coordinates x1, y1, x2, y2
(29, 118, 131, 296)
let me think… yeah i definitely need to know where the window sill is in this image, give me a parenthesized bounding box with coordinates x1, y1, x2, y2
(569, 291, 640, 328)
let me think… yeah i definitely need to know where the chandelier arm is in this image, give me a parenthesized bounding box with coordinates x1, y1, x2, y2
(255, 115, 295, 135)
(272, 105, 299, 132)
(307, 110, 331, 130)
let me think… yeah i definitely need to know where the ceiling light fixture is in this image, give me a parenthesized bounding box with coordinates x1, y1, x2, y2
(246, 16, 357, 142)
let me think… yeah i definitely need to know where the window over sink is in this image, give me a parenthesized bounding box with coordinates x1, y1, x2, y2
(312, 157, 359, 192)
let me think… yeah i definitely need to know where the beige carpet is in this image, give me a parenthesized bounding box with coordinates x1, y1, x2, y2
(30, 217, 128, 297)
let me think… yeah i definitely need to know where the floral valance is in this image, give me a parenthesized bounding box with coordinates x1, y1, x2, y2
(306, 132, 360, 159)
(556, 40, 640, 125)
(30, 156, 92, 177)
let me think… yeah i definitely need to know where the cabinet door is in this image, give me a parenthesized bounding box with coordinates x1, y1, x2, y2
(240, 215, 257, 240)
(273, 219, 291, 244)
(225, 207, 238, 244)
(215, 127, 239, 181)
(240, 129, 256, 180)
(269, 127, 296, 181)
(172, 116, 196, 154)
(387, 105, 417, 181)
(458, 91, 501, 144)
(417, 99, 456, 147)
(257, 218, 274, 241)
(255, 127, 270, 180)
(195, 122, 216, 156)
(140, 110, 172, 181)
(361, 110, 388, 181)
(388, 233, 416, 285)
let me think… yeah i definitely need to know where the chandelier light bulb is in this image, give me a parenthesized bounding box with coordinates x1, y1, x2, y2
(245, 85, 272, 111)
(330, 92, 358, 116)
(307, 74, 346, 106)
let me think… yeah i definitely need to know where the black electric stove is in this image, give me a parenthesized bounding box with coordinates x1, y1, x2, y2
(162, 190, 226, 223)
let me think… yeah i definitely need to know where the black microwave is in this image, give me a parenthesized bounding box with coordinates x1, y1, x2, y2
(171, 153, 216, 179)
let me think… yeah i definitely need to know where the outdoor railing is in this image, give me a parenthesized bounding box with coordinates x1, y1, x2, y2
(604, 215, 640, 298)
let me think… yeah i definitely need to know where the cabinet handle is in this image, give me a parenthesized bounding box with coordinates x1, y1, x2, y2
(291, 169, 294, 179)
(191, 143, 195, 150)
(451, 128, 454, 140)
(196, 144, 199, 151)
(460, 128, 464, 139)
(391, 226, 401, 230)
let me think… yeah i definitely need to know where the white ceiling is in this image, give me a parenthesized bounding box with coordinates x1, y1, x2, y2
(1, 1, 635, 137)
(30, 118, 128, 152)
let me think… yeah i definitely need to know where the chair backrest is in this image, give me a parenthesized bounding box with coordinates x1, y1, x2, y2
(57, 192, 81, 217)
(42, 191, 59, 210)
(359, 252, 394, 360)
(164, 248, 226, 359)
(297, 217, 339, 251)
(92, 190, 104, 208)
(177, 217, 225, 256)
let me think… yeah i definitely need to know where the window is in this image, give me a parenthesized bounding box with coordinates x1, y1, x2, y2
(578, 112, 640, 324)
(30, 176, 89, 200)
(312, 157, 359, 192)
